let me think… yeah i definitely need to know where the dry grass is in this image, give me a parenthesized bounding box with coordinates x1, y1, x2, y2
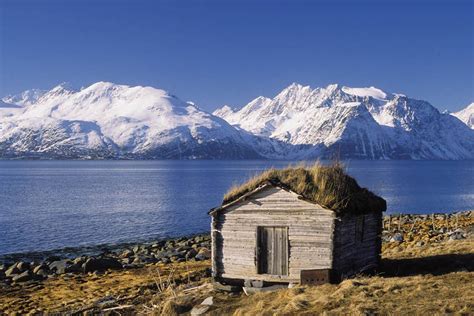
(1, 238, 472, 315)
(222, 161, 386, 214)
(215, 238, 474, 316)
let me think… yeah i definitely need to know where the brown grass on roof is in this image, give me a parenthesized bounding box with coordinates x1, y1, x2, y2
(222, 161, 386, 214)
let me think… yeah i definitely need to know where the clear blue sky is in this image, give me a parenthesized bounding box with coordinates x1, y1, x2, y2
(1, 0, 472, 112)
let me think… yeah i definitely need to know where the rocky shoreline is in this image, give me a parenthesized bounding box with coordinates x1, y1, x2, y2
(0, 211, 472, 287)
(0, 233, 211, 286)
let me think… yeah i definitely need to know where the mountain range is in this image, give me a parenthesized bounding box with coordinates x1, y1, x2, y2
(1, 82, 473, 160)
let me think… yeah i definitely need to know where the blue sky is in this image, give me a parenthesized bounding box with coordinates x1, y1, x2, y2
(0, 0, 472, 112)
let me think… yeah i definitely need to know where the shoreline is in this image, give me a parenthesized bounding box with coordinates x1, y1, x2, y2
(0, 211, 472, 314)
(1, 211, 471, 265)
(0, 211, 471, 284)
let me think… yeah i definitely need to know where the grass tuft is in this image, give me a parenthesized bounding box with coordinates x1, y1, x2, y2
(222, 161, 386, 214)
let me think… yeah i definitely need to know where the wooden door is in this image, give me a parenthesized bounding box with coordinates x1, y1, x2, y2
(257, 226, 288, 275)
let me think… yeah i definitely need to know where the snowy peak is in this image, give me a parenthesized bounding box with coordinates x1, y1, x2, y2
(0, 82, 262, 159)
(2, 88, 47, 106)
(452, 103, 474, 129)
(1, 81, 473, 160)
(215, 83, 474, 159)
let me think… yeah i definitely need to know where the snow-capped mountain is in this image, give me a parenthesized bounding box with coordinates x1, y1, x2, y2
(452, 103, 474, 129)
(0, 82, 261, 159)
(1, 81, 473, 160)
(214, 83, 474, 159)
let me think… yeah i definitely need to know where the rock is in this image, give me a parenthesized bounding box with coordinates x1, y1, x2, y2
(120, 249, 134, 258)
(65, 263, 82, 273)
(390, 233, 404, 242)
(12, 271, 34, 282)
(5, 266, 20, 277)
(49, 260, 72, 274)
(195, 248, 211, 261)
(416, 241, 425, 247)
(243, 284, 287, 294)
(121, 258, 133, 265)
(190, 305, 210, 316)
(186, 248, 198, 259)
(33, 264, 48, 274)
(213, 282, 241, 292)
(251, 280, 264, 288)
(16, 261, 30, 272)
(83, 258, 122, 273)
(449, 232, 465, 241)
(201, 296, 213, 306)
(35, 269, 49, 277)
(73, 257, 86, 265)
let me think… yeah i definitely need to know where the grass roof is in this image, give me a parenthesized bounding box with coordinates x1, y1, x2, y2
(222, 162, 386, 214)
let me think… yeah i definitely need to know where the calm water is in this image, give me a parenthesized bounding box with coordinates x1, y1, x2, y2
(0, 160, 473, 255)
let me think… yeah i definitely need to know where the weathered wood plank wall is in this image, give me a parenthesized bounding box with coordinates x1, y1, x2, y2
(332, 211, 382, 279)
(212, 186, 335, 283)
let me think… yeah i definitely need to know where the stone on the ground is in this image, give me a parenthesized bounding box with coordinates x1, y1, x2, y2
(390, 233, 404, 242)
(12, 271, 34, 282)
(190, 304, 210, 315)
(49, 260, 72, 274)
(201, 296, 213, 306)
(33, 264, 49, 274)
(195, 248, 211, 261)
(16, 261, 30, 272)
(120, 249, 134, 258)
(5, 266, 20, 277)
(83, 258, 122, 273)
(213, 282, 241, 292)
(186, 248, 197, 259)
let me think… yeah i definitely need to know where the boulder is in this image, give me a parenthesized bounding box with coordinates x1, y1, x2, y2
(35, 269, 49, 277)
(83, 258, 122, 273)
(191, 305, 210, 316)
(201, 296, 213, 306)
(16, 261, 30, 272)
(195, 248, 211, 261)
(65, 263, 82, 273)
(12, 271, 34, 282)
(390, 233, 404, 243)
(49, 260, 72, 274)
(120, 249, 134, 258)
(73, 257, 86, 265)
(213, 282, 241, 292)
(5, 266, 20, 277)
(186, 249, 198, 259)
(33, 264, 49, 274)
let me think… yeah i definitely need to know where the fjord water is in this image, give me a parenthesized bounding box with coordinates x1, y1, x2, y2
(0, 160, 472, 255)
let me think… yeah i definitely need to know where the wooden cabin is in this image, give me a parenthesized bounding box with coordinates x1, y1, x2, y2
(209, 164, 386, 285)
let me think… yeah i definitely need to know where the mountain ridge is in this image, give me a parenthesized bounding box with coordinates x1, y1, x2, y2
(1, 82, 473, 160)
(214, 83, 474, 160)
